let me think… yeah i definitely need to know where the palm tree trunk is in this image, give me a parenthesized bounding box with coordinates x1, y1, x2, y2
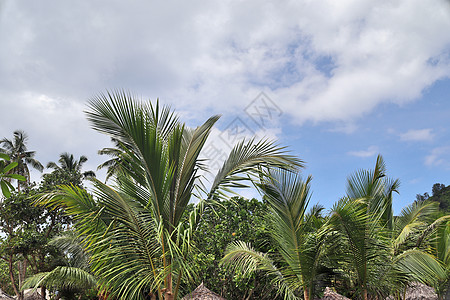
(303, 288, 309, 300)
(165, 291, 174, 300)
(164, 272, 174, 300)
(363, 288, 368, 300)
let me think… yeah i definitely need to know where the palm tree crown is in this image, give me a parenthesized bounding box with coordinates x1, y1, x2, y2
(46, 152, 95, 179)
(329, 155, 446, 300)
(0, 130, 43, 188)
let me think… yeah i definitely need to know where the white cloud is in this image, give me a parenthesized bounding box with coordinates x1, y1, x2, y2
(348, 145, 379, 158)
(327, 122, 358, 134)
(0, 0, 449, 183)
(0, 91, 111, 183)
(1, 0, 449, 123)
(425, 146, 450, 168)
(400, 129, 434, 142)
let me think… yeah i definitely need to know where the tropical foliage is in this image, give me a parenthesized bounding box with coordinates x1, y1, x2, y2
(46, 152, 96, 180)
(0, 185, 69, 300)
(0, 130, 43, 189)
(223, 156, 449, 300)
(22, 231, 98, 300)
(36, 91, 303, 300)
(222, 171, 328, 300)
(0, 136, 94, 300)
(0, 95, 448, 300)
(328, 156, 448, 300)
(186, 197, 281, 300)
(0, 153, 26, 198)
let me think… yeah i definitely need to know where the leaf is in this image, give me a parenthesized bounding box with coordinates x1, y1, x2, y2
(1, 180, 11, 198)
(0, 153, 10, 160)
(3, 161, 18, 173)
(6, 173, 26, 181)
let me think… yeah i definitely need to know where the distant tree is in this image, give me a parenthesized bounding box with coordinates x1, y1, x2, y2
(418, 183, 450, 212)
(431, 184, 450, 212)
(433, 183, 446, 197)
(46, 152, 95, 180)
(416, 192, 429, 203)
(97, 138, 130, 182)
(0, 130, 43, 190)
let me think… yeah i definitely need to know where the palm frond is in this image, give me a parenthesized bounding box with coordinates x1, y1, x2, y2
(22, 266, 97, 291)
(221, 241, 298, 300)
(394, 201, 439, 249)
(394, 249, 447, 286)
(209, 138, 304, 200)
(85, 179, 166, 299)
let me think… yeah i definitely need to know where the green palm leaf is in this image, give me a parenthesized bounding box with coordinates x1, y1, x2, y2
(22, 266, 97, 291)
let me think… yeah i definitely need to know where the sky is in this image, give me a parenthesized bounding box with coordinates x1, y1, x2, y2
(0, 0, 449, 214)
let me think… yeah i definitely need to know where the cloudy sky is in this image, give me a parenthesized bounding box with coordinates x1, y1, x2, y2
(1, 0, 449, 213)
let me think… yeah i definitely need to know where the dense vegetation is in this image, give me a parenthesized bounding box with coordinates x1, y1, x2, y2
(0, 92, 448, 300)
(416, 183, 450, 213)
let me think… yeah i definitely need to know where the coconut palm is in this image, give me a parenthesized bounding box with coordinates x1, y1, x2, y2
(329, 155, 447, 300)
(37, 91, 303, 300)
(97, 138, 129, 182)
(222, 170, 328, 300)
(0, 130, 43, 190)
(46, 152, 95, 179)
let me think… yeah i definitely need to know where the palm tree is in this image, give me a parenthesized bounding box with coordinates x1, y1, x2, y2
(37, 91, 303, 300)
(97, 138, 129, 182)
(0, 130, 43, 190)
(389, 200, 449, 299)
(47, 152, 95, 179)
(222, 170, 328, 300)
(396, 202, 450, 300)
(329, 155, 447, 300)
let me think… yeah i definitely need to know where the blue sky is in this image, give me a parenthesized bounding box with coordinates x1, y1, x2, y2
(0, 0, 449, 214)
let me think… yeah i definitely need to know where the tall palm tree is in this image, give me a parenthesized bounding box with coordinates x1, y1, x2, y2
(222, 170, 328, 300)
(47, 152, 95, 179)
(37, 91, 303, 300)
(0, 130, 43, 190)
